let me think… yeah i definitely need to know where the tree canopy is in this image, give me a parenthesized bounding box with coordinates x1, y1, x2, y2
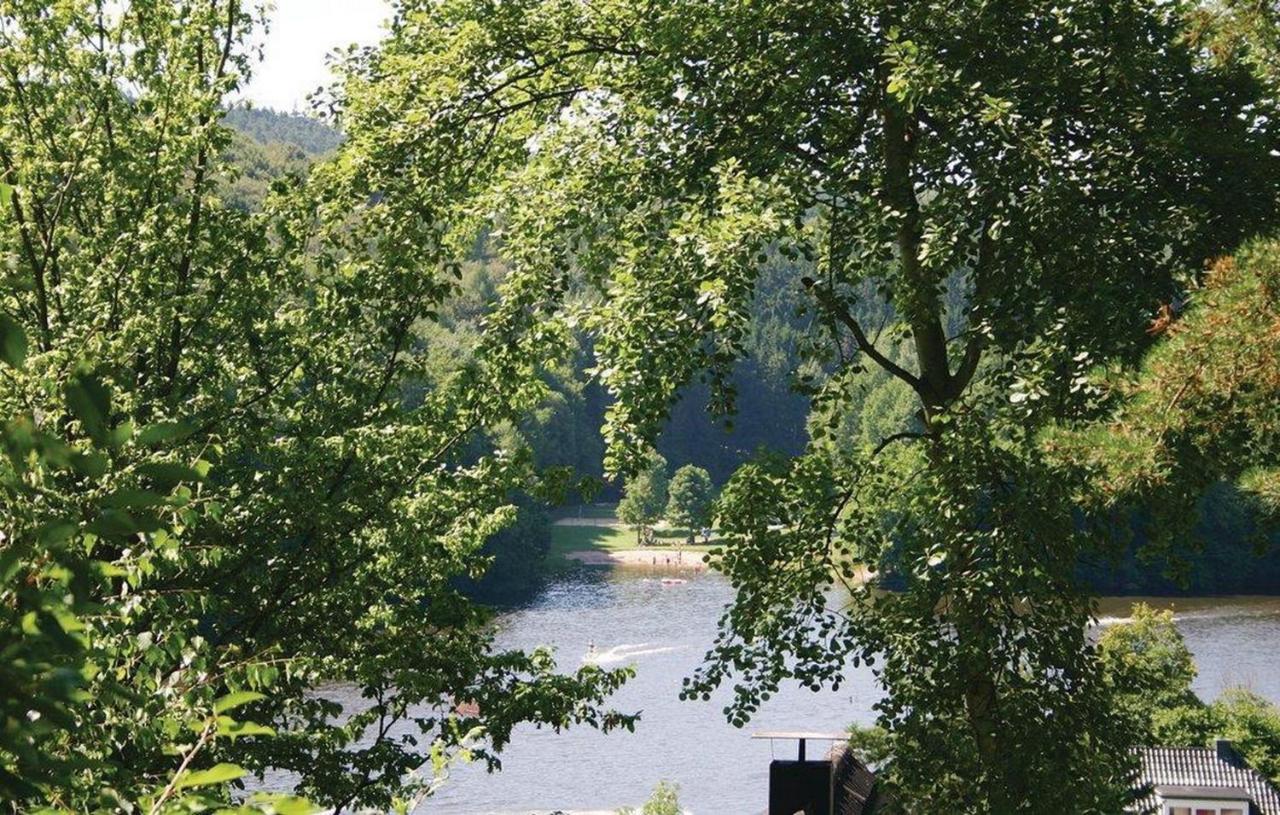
(618, 451, 670, 544)
(3, 0, 1280, 811)
(329, 0, 1280, 809)
(665, 464, 715, 540)
(0, 1, 631, 810)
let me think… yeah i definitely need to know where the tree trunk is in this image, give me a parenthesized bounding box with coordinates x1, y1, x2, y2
(881, 88, 1017, 811)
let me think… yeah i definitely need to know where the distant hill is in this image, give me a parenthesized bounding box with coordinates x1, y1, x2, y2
(223, 106, 343, 156)
(219, 107, 342, 211)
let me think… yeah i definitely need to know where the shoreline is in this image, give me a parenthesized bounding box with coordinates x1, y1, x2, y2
(564, 548, 711, 570)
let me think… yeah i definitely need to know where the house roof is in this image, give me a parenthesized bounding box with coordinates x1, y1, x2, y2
(1134, 746, 1280, 815)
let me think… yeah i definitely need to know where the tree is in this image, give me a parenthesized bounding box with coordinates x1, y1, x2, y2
(618, 451, 669, 545)
(1099, 605, 1280, 786)
(1098, 605, 1202, 733)
(0, 361, 315, 813)
(0, 2, 632, 810)
(339, 0, 1280, 809)
(665, 465, 715, 544)
(1052, 237, 1280, 555)
(618, 781, 683, 815)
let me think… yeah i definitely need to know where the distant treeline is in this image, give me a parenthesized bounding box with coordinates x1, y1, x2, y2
(223, 105, 344, 155)
(224, 108, 1280, 601)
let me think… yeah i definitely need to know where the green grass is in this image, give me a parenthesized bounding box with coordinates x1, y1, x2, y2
(547, 523, 718, 563)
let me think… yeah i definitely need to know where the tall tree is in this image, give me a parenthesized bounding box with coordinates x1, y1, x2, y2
(0, 2, 630, 810)
(342, 0, 1280, 809)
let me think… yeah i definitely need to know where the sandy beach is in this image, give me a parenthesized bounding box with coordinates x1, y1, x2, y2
(564, 548, 711, 570)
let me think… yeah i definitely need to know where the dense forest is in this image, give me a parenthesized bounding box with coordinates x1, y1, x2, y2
(222, 107, 1280, 600)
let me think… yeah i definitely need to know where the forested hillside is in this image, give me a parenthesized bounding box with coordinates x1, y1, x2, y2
(219, 110, 1280, 601)
(223, 106, 345, 154)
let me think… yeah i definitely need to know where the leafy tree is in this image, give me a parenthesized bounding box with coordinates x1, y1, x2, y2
(617, 451, 669, 545)
(1098, 605, 1202, 732)
(847, 723, 895, 771)
(1188, 0, 1280, 89)
(341, 0, 1280, 809)
(664, 464, 715, 543)
(0, 321, 315, 812)
(1099, 606, 1280, 786)
(618, 781, 683, 815)
(1054, 237, 1280, 552)
(0, 2, 632, 810)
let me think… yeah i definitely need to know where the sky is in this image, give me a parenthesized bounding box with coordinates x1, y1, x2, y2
(238, 0, 392, 111)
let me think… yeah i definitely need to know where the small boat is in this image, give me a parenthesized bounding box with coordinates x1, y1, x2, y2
(660, 578, 687, 586)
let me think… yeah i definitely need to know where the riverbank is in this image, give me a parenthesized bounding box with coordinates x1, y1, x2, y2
(548, 505, 719, 569)
(565, 548, 711, 569)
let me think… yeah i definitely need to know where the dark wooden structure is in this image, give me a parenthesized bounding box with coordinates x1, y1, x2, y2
(754, 731, 885, 815)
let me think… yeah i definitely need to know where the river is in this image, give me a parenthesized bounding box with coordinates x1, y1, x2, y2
(409, 569, 1280, 814)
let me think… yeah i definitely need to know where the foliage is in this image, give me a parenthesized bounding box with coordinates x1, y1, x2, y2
(1098, 605, 1202, 733)
(0, 324, 315, 812)
(0, 1, 633, 810)
(617, 452, 669, 545)
(1099, 606, 1280, 785)
(1188, 0, 1280, 89)
(336, 0, 1280, 810)
(847, 724, 895, 771)
(664, 465, 715, 542)
(617, 780, 683, 815)
(456, 496, 552, 605)
(220, 132, 314, 212)
(1211, 689, 1280, 783)
(1049, 238, 1280, 574)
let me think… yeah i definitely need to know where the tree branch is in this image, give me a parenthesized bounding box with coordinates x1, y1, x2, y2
(802, 276, 923, 395)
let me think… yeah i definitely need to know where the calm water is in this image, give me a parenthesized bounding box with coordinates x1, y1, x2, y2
(399, 572, 1280, 814)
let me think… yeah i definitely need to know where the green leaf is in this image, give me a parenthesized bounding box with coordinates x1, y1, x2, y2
(65, 373, 112, 445)
(0, 313, 27, 369)
(137, 462, 204, 489)
(174, 762, 245, 790)
(102, 488, 168, 509)
(0, 182, 11, 210)
(216, 716, 275, 739)
(244, 794, 323, 815)
(213, 690, 266, 714)
(137, 421, 192, 446)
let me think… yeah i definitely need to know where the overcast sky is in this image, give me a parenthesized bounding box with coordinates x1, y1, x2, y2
(238, 0, 392, 111)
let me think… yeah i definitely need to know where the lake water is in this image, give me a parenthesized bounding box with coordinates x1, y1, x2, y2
(412, 570, 1280, 814)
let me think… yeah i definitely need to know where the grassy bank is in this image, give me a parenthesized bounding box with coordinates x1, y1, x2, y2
(548, 526, 719, 571)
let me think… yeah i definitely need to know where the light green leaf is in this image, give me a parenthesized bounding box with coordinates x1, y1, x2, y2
(137, 462, 204, 489)
(137, 421, 193, 446)
(216, 716, 275, 739)
(244, 794, 323, 815)
(174, 762, 245, 790)
(213, 690, 266, 714)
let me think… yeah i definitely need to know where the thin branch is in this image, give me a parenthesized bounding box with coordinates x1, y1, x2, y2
(872, 430, 928, 458)
(802, 276, 924, 395)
